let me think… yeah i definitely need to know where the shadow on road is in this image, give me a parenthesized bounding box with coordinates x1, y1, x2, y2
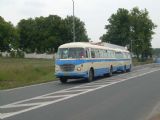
(62, 71, 123, 85)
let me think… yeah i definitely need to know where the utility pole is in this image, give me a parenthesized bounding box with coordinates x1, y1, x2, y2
(72, 0, 75, 42)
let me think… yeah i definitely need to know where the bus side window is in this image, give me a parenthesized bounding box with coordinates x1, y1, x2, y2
(115, 52, 118, 58)
(125, 53, 127, 59)
(105, 50, 108, 58)
(113, 51, 116, 58)
(116, 52, 121, 59)
(111, 51, 114, 58)
(120, 52, 123, 59)
(108, 50, 111, 58)
(100, 49, 104, 58)
(85, 48, 88, 58)
(91, 49, 95, 58)
(95, 49, 100, 58)
(129, 53, 131, 59)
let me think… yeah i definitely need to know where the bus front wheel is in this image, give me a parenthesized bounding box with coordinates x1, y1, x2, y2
(87, 69, 94, 82)
(60, 78, 68, 83)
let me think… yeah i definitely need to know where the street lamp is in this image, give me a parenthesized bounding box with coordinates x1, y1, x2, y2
(72, 0, 75, 42)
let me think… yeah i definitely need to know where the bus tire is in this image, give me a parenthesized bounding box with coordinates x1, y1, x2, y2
(60, 78, 68, 83)
(127, 64, 132, 72)
(87, 69, 94, 82)
(108, 67, 113, 77)
(123, 65, 127, 73)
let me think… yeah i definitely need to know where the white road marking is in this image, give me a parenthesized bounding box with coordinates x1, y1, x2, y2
(80, 84, 106, 87)
(0, 67, 160, 119)
(36, 94, 76, 99)
(0, 102, 45, 108)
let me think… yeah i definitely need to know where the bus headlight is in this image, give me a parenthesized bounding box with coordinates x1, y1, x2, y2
(55, 66, 59, 72)
(77, 67, 81, 71)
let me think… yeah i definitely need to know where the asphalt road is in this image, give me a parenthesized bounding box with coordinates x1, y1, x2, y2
(0, 64, 160, 120)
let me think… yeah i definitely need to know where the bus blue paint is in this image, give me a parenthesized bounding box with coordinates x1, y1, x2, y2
(55, 71, 88, 78)
(56, 59, 131, 66)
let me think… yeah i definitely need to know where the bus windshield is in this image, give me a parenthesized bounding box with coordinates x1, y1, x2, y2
(57, 48, 86, 59)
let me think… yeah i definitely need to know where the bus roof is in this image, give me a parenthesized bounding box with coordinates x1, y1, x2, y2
(59, 42, 108, 49)
(59, 42, 88, 48)
(59, 42, 129, 52)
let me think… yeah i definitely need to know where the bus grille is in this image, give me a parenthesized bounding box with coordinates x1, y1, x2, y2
(60, 64, 75, 72)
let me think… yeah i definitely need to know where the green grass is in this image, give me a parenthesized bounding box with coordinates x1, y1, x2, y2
(132, 58, 154, 66)
(0, 58, 55, 90)
(0, 57, 154, 90)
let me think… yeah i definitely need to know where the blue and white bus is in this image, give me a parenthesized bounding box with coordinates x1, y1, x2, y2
(55, 42, 132, 83)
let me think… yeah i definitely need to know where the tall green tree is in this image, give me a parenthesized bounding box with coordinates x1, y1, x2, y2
(130, 7, 156, 60)
(101, 7, 156, 60)
(17, 18, 36, 52)
(153, 48, 160, 57)
(100, 8, 130, 46)
(18, 15, 66, 53)
(35, 15, 65, 53)
(17, 15, 89, 53)
(0, 16, 19, 52)
(64, 16, 89, 43)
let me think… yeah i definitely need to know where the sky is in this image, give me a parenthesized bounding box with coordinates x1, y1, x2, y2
(0, 0, 160, 48)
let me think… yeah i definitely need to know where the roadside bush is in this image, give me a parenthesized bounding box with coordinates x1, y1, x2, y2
(17, 51, 24, 58)
(10, 51, 16, 58)
(0, 53, 2, 57)
(9, 51, 25, 58)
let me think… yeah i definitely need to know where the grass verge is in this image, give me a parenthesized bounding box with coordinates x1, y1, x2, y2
(0, 57, 154, 90)
(0, 58, 55, 90)
(132, 58, 153, 66)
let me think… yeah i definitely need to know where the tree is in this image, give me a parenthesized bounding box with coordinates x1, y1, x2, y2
(17, 15, 89, 53)
(64, 16, 89, 43)
(35, 15, 65, 53)
(153, 48, 160, 57)
(17, 15, 65, 53)
(100, 8, 130, 46)
(130, 7, 156, 60)
(17, 18, 36, 52)
(101, 7, 156, 60)
(0, 16, 19, 52)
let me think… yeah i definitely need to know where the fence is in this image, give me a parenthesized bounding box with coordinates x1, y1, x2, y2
(0, 52, 55, 59)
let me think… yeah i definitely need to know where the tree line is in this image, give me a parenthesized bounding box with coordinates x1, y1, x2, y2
(0, 15, 89, 53)
(153, 48, 160, 57)
(0, 7, 156, 60)
(101, 7, 156, 61)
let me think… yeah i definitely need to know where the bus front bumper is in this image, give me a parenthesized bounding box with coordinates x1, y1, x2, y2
(55, 71, 88, 79)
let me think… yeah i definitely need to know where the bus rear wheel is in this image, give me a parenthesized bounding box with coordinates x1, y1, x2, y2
(123, 65, 127, 73)
(60, 78, 68, 83)
(108, 67, 113, 77)
(127, 64, 132, 72)
(87, 69, 94, 82)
